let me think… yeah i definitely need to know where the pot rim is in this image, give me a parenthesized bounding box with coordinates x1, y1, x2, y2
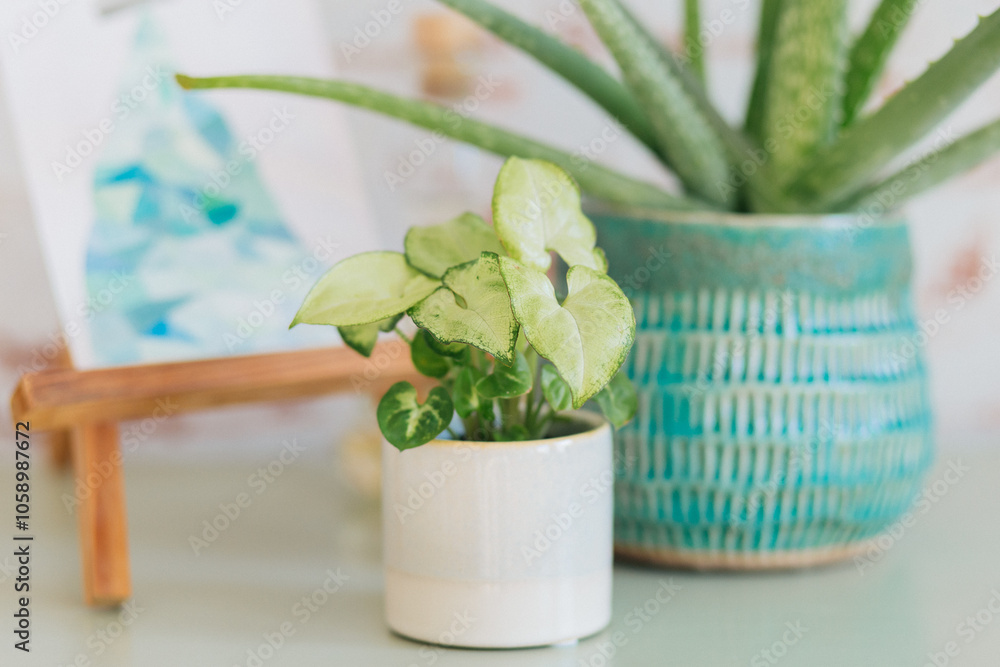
(418, 410, 609, 450)
(584, 200, 906, 230)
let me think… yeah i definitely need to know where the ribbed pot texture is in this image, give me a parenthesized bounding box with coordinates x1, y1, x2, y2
(592, 208, 934, 569)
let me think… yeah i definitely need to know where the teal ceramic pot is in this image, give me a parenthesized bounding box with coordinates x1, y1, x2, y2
(591, 207, 934, 569)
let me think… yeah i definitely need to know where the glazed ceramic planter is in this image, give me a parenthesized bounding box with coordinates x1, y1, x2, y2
(591, 208, 934, 569)
(382, 412, 613, 648)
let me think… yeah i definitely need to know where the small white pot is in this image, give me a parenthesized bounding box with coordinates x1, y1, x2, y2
(382, 412, 613, 648)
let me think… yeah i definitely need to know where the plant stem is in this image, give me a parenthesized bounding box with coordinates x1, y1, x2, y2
(394, 327, 413, 345)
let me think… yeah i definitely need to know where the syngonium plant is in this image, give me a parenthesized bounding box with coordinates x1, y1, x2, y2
(290, 157, 637, 450)
(177, 0, 1000, 215)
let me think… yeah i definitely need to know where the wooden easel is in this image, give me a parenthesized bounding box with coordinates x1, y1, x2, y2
(10, 341, 417, 607)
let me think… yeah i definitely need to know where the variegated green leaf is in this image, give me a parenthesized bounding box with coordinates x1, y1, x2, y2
(499, 258, 634, 409)
(592, 370, 638, 428)
(377, 382, 454, 451)
(476, 350, 533, 399)
(409, 253, 518, 365)
(540, 364, 572, 412)
(404, 212, 505, 278)
(492, 158, 606, 273)
(292, 252, 438, 327)
(337, 314, 402, 357)
(453, 366, 484, 419)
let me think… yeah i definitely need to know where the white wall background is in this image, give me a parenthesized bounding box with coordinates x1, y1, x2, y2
(1, 0, 999, 460)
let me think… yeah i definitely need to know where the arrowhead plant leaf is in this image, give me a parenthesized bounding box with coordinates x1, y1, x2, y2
(592, 370, 638, 428)
(476, 350, 533, 399)
(492, 158, 607, 273)
(499, 258, 635, 409)
(453, 366, 484, 419)
(292, 251, 438, 328)
(409, 252, 519, 365)
(377, 382, 454, 451)
(540, 364, 572, 412)
(404, 213, 505, 278)
(337, 314, 403, 357)
(410, 329, 452, 378)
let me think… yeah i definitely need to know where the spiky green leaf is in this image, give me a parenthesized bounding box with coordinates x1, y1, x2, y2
(577, 0, 733, 207)
(176, 74, 698, 211)
(842, 0, 918, 127)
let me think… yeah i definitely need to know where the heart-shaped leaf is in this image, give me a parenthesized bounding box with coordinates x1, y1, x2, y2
(377, 382, 454, 451)
(292, 251, 439, 327)
(492, 158, 607, 273)
(592, 370, 638, 428)
(409, 253, 519, 365)
(540, 364, 572, 412)
(453, 366, 484, 419)
(411, 329, 452, 378)
(338, 314, 403, 357)
(476, 350, 533, 399)
(404, 212, 506, 278)
(500, 258, 634, 408)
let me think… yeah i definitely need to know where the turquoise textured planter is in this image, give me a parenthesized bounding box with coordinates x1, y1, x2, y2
(592, 208, 934, 569)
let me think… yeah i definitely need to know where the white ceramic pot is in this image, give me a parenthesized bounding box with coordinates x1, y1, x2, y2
(382, 412, 613, 648)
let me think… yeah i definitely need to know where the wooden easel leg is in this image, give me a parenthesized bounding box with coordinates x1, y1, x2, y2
(71, 422, 132, 606)
(48, 429, 73, 470)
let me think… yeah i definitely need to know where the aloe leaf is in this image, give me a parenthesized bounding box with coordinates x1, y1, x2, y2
(492, 158, 606, 273)
(791, 8, 1000, 209)
(476, 350, 533, 399)
(577, 0, 733, 207)
(409, 253, 519, 365)
(499, 258, 634, 408)
(338, 314, 402, 357)
(683, 0, 705, 85)
(745, 0, 783, 142)
(176, 74, 698, 211)
(841, 0, 918, 127)
(591, 370, 637, 428)
(377, 382, 454, 451)
(759, 0, 848, 184)
(291, 252, 438, 328)
(404, 212, 504, 278)
(433, 0, 661, 156)
(837, 118, 1000, 211)
(540, 364, 572, 412)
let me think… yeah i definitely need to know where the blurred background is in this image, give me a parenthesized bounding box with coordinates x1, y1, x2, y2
(2, 0, 999, 470)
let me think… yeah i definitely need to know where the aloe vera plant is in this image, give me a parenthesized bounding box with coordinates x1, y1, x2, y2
(178, 0, 1000, 215)
(291, 158, 637, 450)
